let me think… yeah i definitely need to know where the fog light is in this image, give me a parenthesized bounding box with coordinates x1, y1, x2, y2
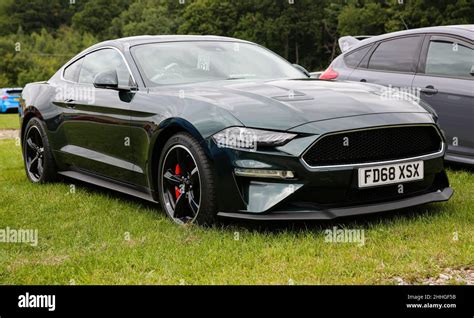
(234, 168, 295, 179)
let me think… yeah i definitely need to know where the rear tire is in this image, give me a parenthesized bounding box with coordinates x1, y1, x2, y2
(158, 132, 217, 225)
(23, 117, 57, 183)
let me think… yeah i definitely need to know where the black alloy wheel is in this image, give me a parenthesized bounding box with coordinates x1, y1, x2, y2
(158, 133, 217, 225)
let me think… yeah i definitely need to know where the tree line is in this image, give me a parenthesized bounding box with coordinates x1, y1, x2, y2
(0, 0, 472, 87)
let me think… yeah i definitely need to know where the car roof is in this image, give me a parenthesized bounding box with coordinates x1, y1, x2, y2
(87, 35, 252, 52)
(61, 35, 256, 74)
(347, 25, 474, 51)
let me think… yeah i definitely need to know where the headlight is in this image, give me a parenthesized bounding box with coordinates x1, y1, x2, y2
(212, 127, 297, 151)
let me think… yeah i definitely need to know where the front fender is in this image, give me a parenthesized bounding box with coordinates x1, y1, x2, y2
(146, 117, 214, 197)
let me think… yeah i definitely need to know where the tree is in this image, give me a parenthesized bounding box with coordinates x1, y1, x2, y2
(322, 0, 346, 61)
(385, 0, 474, 32)
(178, 0, 239, 35)
(338, 1, 389, 36)
(0, 0, 13, 36)
(1, 0, 473, 85)
(1, 0, 74, 35)
(72, 0, 132, 40)
(234, 0, 326, 70)
(109, 0, 175, 37)
(0, 27, 97, 86)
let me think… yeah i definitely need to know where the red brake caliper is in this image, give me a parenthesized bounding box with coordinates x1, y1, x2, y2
(174, 164, 181, 199)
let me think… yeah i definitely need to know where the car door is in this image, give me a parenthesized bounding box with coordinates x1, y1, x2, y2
(412, 35, 474, 161)
(348, 35, 424, 88)
(55, 47, 141, 184)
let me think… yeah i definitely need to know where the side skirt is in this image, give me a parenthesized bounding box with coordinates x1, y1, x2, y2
(58, 170, 157, 203)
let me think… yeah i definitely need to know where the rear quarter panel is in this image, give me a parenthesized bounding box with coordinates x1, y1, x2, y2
(20, 82, 64, 155)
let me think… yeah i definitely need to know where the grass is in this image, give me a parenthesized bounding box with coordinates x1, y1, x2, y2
(0, 113, 20, 130)
(0, 138, 472, 285)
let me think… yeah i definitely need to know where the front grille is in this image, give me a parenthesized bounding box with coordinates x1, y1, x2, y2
(302, 125, 442, 166)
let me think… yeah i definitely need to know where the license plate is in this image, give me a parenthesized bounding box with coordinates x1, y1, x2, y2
(358, 161, 424, 188)
(14, 98, 20, 101)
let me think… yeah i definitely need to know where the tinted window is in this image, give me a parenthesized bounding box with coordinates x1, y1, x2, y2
(344, 46, 371, 68)
(79, 49, 132, 86)
(63, 58, 83, 82)
(368, 36, 422, 72)
(425, 40, 474, 78)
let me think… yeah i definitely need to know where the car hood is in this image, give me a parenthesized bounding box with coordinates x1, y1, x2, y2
(150, 79, 429, 131)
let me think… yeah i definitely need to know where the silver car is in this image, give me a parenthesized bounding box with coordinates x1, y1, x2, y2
(320, 25, 474, 166)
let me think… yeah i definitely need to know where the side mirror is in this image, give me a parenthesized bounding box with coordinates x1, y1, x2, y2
(93, 70, 119, 89)
(292, 64, 311, 77)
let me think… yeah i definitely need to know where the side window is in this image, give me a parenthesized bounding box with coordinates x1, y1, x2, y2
(425, 39, 474, 79)
(368, 36, 422, 73)
(79, 48, 132, 86)
(344, 45, 371, 68)
(63, 58, 83, 82)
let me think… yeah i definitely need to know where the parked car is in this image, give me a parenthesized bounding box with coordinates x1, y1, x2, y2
(1, 87, 23, 113)
(20, 35, 452, 225)
(320, 25, 474, 166)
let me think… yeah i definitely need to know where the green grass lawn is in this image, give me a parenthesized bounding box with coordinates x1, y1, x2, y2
(0, 113, 20, 130)
(0, 138, 472, 284)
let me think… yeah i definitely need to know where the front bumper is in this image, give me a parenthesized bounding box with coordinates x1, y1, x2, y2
(208, 117, 452, 221)
(210, 138, 450, 217)
(217, 187, 453, 220)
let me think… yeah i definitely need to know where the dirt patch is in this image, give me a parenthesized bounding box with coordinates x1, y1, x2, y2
(0, 129, 19, 140)
(8, 255, 70, 271)
(393, 267, 474, 285)
(421, 267, 474, 285)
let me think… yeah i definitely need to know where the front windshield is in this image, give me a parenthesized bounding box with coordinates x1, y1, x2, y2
(131, 41, 306, 86)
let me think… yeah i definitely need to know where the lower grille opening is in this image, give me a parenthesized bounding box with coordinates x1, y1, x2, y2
(280, 172, 448, 209)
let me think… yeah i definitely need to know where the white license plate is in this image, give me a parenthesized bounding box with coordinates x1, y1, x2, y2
(358, 161, 424, 188)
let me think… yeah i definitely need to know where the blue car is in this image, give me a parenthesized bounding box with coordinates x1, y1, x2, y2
(1, 88, 23, 113)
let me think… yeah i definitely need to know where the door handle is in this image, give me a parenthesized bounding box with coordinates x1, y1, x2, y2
(360, 79, 367, 82)
(420, 85, 438, 95)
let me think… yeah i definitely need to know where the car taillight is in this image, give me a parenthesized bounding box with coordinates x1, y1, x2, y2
(319, 66, 339, 80)
(1, 95, 7, 100)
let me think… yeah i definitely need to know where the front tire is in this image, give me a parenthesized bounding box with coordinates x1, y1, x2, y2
(23, 118, 57, 183)
(158, 132, 217, 225)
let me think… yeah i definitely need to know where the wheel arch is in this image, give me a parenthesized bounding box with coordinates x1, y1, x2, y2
(21, 106, 44, 143)
(148, 117, 211, 199)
